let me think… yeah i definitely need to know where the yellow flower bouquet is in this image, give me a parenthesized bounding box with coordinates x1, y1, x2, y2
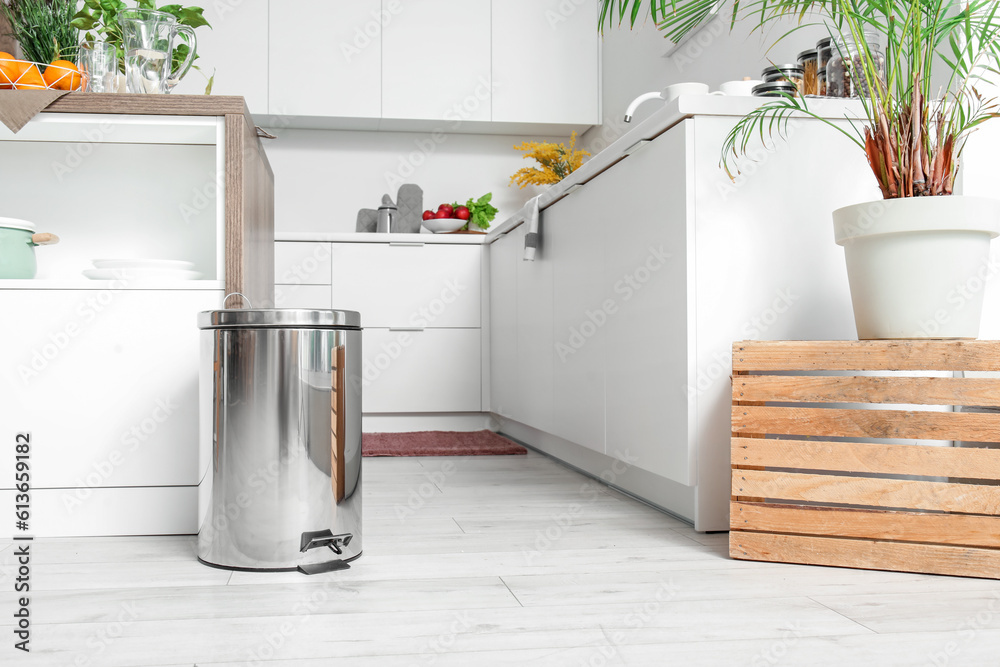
(509, 131, 589, 189)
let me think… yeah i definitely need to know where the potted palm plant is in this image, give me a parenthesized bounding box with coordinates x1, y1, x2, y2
(601, 0, 1000, 339)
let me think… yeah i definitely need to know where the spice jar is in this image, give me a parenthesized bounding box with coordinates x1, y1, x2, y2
(761, 64, 804, 93)
(796, 49, 818, 96)
(752, 81, 798, 98)
(817, 68, 828, 96)
(816, 37, 833, 75)
(826, 32, 886, 98)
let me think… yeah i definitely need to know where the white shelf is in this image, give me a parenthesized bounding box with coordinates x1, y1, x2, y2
(0, 113, 221, 145)
(0, 279, 225, 290)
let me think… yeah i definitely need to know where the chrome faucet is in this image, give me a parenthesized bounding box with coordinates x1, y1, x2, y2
(623, 90, 666, 123)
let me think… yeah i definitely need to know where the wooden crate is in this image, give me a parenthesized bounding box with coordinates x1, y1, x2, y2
(730, 340, 1000, 579)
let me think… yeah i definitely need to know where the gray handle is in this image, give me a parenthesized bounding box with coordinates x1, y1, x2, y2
(223, 292, 252, 309)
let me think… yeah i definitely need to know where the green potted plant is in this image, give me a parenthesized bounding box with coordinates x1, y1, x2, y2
(601, 0, 1000, 339)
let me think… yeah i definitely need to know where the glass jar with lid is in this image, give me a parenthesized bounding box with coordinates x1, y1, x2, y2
(752, 81, 798, 98)
(761, 64, 804, 94)
(826, 32, 886, 98)
(796, 49, 818, 96)
(816, 37, 833, 95)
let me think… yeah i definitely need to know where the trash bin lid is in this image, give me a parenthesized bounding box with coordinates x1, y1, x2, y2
(198, 308, 361, 330)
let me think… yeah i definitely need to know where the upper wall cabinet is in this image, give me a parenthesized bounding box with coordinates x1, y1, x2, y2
(269, 0, 382, 119)
(491, 0, 601, 125)
(381, 0, 492, 122)
(170, 0, 269, 114)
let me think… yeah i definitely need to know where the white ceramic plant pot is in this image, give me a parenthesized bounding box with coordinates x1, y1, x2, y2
(833, 196, 1000, 339)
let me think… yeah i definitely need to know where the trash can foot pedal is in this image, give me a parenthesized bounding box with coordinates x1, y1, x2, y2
(300, 529, 353, 554)
(297, 559, 351, 575)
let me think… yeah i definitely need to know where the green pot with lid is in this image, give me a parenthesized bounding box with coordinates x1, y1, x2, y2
(0, 218, 60, 279)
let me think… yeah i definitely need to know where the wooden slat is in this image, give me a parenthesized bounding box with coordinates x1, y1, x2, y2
(732, 340, 1000, 372)
(732, 370, 766, 503)
(730, 531, 1000, 579)
(731, 502, 1000, 548)
(42, 92, 248, 116)
(732, 469, 1000, 514)
(732, 405, 1000, 442)
(731, 437, 1000, 480)
(733, 375, 1000, 407)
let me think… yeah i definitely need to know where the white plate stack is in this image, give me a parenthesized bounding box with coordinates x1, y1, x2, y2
(83, 259, 203, 282)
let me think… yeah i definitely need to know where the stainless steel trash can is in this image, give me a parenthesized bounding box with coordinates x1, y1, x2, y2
(197, 309, 362, 573)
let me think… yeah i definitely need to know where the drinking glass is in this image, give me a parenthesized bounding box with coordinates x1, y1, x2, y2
(79, 41, 118, 93)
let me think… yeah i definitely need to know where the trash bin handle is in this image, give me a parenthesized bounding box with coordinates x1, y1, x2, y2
(222, 292, 253, 309)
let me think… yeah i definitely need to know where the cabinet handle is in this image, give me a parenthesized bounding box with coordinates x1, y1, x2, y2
(389, 242, 425, 247)
(389, 327, 425, 332)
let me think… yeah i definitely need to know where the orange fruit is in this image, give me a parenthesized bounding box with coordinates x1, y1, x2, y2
(13, 62, 46, 90)
(0, 52, 16, 89)
(43, 60, 82, 91)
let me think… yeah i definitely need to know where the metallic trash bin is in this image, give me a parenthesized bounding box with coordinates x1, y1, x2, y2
(197, 308, 362, 574)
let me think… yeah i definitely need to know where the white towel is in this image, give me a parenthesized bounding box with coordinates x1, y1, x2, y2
(522, 195, 541, 262)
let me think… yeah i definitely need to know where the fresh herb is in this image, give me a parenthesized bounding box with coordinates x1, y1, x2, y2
(72, 0, 210, 78)
(461, 193, 499, 231)
(2, 0, 78, 64)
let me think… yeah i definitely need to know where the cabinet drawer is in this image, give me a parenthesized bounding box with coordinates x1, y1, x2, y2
(331, 243, 481, 328)
(361, 328, 481, 413)
(275, 284, 332, 309)
(275, 242, 332, 285)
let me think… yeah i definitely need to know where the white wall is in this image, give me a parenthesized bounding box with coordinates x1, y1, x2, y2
(585, 12, 828, 152)
(260, 127, 559, 234)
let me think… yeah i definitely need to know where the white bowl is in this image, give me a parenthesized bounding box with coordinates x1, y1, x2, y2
(421, 218, 467, 234)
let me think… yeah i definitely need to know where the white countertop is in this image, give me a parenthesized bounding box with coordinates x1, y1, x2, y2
(276, 231, 487, 245)
(484, 94, 868, 242)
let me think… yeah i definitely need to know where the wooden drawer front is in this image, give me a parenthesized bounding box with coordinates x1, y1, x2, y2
(275, 242, 332, 285)
(274, 284, 332, 309)
(730, 339, 1000, 580)
(361, 328, 481, 413)
(331, 243, 481, 328)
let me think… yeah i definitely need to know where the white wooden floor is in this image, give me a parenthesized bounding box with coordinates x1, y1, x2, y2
(6, 451, 1000, 666)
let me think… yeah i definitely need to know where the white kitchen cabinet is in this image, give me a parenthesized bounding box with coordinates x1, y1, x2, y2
(0, 289, 218, 491)
(362, 328, 481, 413)
(274, 283, 332, 308)
(269, 0, 382, 119)
(170, 0, 269, 114)
(330, 242, 482, 328)
(601, 128, 695, 484)
(491, 0, 600, 125)
(514, 223, 556, 433)
(546, 189, 607, 454)
(381, 0, 492, 122)
(489, 228, 518, 418)
(275, 241, 333, 285)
